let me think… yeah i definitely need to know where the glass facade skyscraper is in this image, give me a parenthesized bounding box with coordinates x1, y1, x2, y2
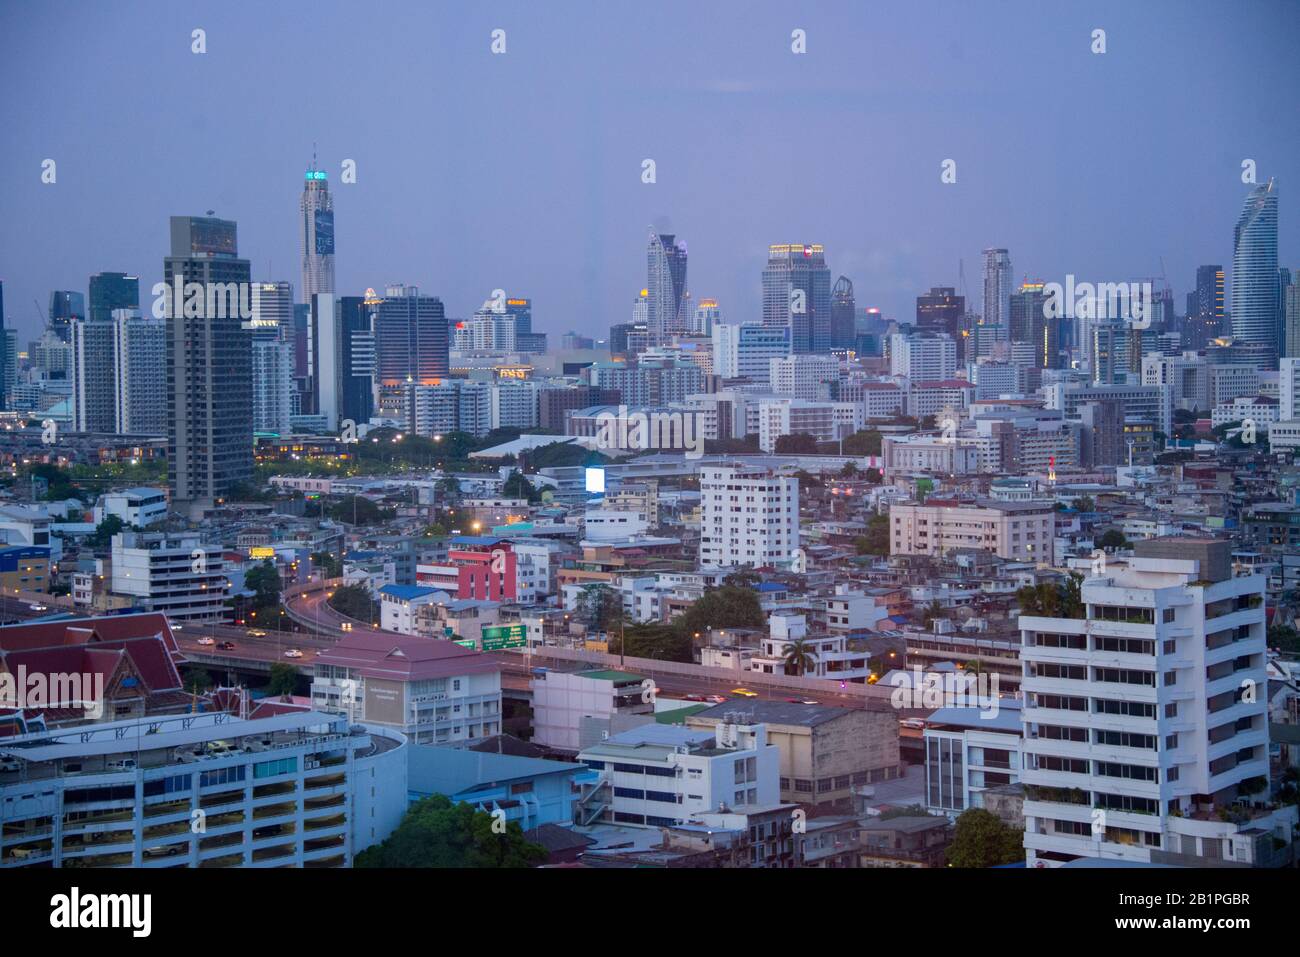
(762, 244, 831, 354)
(1231, 179, 1279, 365)
(646, 233, 687, 343)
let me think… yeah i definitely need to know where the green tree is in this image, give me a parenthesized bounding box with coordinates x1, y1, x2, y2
(781, 638, 817, 677)
(355, 794, 547, 868)
(181, 666, 213, 694)
(266, 662, 299, 696)
(330, 584, 377, 624)
(607, 623, 692, 662)
(501, 470, 541, 503)
(676, 586, 766, 637)
(86, 514, 126, 549)
(775, 433, 820, 454)
(856, 514, 890, 556)
(245, 560, 282, 610)
(1097, 528, 1129, 551)
(311, 551, 342, 577)
(946, 808, 1024, 868)
(576, 583, 623, 632)
(327, 495, 388, 525)
(842, 430, 883, 456)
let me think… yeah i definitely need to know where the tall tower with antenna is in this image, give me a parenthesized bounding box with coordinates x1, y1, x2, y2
(300, 147, 335, 302)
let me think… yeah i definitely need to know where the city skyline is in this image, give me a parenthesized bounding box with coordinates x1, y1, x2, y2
(3, 0, 1299, 344)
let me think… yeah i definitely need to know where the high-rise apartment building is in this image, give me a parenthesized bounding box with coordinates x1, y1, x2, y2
(1020, 538, 1295, 867)
(713, 322, 790, 382)
(70, 318, 117, 432)
(112, 308, 167, 434)
(888, 331, 957, 381)
(699, 465, 799, 569)
(982, 248, 1013, 335)
(164, 215, 254, 509)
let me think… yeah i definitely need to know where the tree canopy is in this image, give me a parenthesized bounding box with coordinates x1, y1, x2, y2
(355, 794, 547, 868)
(946, 808, 1024, 868)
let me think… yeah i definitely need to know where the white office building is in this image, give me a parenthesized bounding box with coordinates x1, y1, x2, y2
(889, 332, 957, 381)
(713, 322, 790, 382)
(769, 354, 839, 400)
(699, 465, 799, 569)
(576, 721, 780, 828)
(110, 532, 229, 622)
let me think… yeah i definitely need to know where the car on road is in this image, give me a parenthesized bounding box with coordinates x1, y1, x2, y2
(283, 649, 304, 659)
(217, 641, 236, 650)
(684, 693, 705, 702)
(900, 718, 926, 730)
(248, 629, 268, 637)
(730, 687, 759, 698)
(786, 697, 819, 705)
(705, 694, 727, 703)
(27, 603, 47, 612)
(197, 636, 215, 646)
(0, 756, 20, 773)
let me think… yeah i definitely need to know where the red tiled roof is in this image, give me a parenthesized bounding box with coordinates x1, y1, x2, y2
(315, 632, 501, 682)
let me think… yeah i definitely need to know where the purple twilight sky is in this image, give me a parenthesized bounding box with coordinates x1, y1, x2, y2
(2, 0, 1298, 343)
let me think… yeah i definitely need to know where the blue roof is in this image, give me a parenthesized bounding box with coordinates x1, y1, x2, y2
(450, 535, 509, 547)
(756, 582, 786, 592)
(378, 584, 440, 601)
(408, 745, 583, 797)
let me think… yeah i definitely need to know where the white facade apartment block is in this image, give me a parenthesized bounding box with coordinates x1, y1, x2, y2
(1019, 549, 1295, 867)
(490, 380, 539, 430)
(889, 333, 957, 381)
(699, 466, 799, 568)
(113, 309, 167, 434)
(110, 532, 229, 622)
(713, 322, 790, 381)
(0, 710, 407, 870)
(1280, 357, 1300, 421)
(252, 338, 294, 436)
(769, 355, 839, 400)
(890, 500, 1054, 564)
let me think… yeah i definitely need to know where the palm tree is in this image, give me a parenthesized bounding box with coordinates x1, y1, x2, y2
(782, 638, 817, 677)
(924, 599, 945, 627)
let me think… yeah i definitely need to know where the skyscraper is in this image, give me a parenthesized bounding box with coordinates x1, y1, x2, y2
(1230, 179, 1279, 365)
(337, 294, 377, 427)
(646, 232, 687, 343)
(830, 276, 857, 351)
(249, 282, 295, 437)
(915, 286, 967, 364)
(375, 285, 449, 400)
(47, 290, 85, 342)
(1008, 281, 1058, 369)
(88, 272, 139, 323)
(0, 280, 7, 410)
(762, 244, 832, 354)
(164, 215, 254, 509)
(982, 248, 1013, 335)
(112, 308, 167, 434)
(300, 162, 335, 302)
(71, 318, 117, 432)
(1285, 269, 1300, 358)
